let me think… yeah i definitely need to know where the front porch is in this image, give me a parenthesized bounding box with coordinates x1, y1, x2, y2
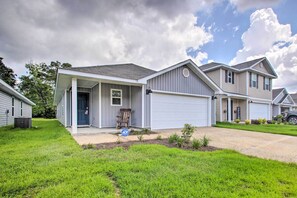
(56, 75, 146, 134)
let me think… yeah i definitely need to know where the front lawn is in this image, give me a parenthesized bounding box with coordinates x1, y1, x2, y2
(216, 122, 297, 136)
(1, 119, 297, 197)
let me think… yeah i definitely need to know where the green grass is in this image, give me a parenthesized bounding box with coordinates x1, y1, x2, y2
(216, 122, 297, 136)
(1, 119, 297, 197)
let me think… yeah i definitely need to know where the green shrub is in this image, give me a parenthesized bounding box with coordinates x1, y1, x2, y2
(201, 135, 210, 147)
(137, 134, 144, 142)
(276, 114, 283, 124)
(168, 134, 179, 144)
(181, 124, 196, 143)
(258, 118, 263, 125)
(245, 120, 251, 125)
(142, 128, 150, 134)
(192, 138, 202, 149)
(251, 119, 260, 125)
(176, 137, 185, 148)
(271, 120, 276, 124)
(156, 135, 162, 140)
(234, 119, 240, 124)
(262, 118, 267, 124)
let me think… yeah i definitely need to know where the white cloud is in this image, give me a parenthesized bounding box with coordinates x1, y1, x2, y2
(229, 0, 281, 12)
(0, 0, 219, 75)
(231, 8, 297, 92)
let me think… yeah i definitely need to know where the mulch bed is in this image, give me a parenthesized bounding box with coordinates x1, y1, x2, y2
(83, 138, 219, 152)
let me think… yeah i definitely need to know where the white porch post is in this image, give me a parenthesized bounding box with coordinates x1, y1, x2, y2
(213, 97, 217, 124)
(227, 97, 231, 122)
(141, 85, 145, 128)
(99, 82, 102, 128)
(71, 78, 77, 134)
(64, 89, 67, 127)
(278, 105, 281, 115)
(219, 96, 222, 122)
(246, 100, 249, 120)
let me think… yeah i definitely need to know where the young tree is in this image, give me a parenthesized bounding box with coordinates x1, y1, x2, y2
(0, 57, 17, 87)
(19, 61, 71, 118)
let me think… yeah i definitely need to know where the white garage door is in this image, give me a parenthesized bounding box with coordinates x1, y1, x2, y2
(250, 103, 270, 120)
(151, 93, 210, 130)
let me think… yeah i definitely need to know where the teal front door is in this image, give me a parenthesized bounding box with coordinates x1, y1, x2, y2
(77, 92, 89, 125)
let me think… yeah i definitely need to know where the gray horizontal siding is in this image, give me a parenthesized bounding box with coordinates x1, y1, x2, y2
(0, 90, 32, 127)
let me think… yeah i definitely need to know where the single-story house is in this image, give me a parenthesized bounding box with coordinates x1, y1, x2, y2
(54, 59, 222, 133)
(0, 79, 35, 127)
(272, 88, 295, 116)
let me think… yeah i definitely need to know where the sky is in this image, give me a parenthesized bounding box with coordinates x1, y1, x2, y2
(0, 0, 296, 91)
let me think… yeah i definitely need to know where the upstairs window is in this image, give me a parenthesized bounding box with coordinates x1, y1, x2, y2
(225, 70, 234, 84)
(250, 73, 258, 88)
(12, 97, 15, 116)
(111, 89, 122, 106)
(264, 77, 270, 90)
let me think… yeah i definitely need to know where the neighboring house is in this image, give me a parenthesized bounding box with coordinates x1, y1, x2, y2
(0, 79, 35, 127)
(54, 59, 222, 133)
(290, 93, 297, 111)
(272, 88, 295, 116)
(200, 57, 278, 122)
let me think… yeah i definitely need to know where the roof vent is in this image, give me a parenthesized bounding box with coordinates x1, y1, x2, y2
(183, 68, 190, 78)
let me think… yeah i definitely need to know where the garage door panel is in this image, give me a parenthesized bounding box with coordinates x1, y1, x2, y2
(250, 103, 269, 120)
(151, 93, 209, 129)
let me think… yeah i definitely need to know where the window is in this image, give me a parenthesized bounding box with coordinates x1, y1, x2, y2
(264, 77, 270, 90)
(21, 102, 23, 116)
(182, 68, 190, 77)
(251, 73, 257, 88)
(225, 70, 234, 84)
(111, 89, 122, 106)
(12, 97, 15, 117)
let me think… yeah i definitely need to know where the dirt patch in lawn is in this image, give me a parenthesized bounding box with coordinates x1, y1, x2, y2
(83, 139, 219, 152)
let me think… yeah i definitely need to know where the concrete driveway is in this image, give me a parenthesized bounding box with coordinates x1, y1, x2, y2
(73, 127, 297, 163)
(157, 127, 297, 163)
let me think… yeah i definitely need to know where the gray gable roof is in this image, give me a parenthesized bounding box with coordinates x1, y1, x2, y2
(231, 57, 264, 69)
(272, 88, 284, 100)
(64, 63, 157, 80)
(199, 62, 226, 71)
(291, 93, 297, 104)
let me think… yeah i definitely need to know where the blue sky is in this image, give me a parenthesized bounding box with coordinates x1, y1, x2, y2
(193, 0, 297, 65)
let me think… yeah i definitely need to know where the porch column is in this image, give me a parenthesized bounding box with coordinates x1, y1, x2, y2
(246, 100, 249, 120)
(213, 97, 217, 124)
(227, 97, 231, 122)
(72, 78, 77, 134)
(219, 96, 222, 122)
(64, 89, 67, 127)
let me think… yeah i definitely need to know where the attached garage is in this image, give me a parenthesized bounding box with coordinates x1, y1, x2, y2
(151, 92, 210, 130)
(249, 103, 270, 120)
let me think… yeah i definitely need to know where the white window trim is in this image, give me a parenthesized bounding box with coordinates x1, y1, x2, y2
(21, 101, 23, 116)
(251, 73, 257, 88)
(111, 89, 122, 106)
(264, 77, 270, 90)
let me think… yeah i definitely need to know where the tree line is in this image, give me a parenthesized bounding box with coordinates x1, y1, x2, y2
(0, 57, 71, 118)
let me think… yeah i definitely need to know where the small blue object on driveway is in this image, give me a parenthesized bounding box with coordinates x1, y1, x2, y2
(121, 128, 129, 136)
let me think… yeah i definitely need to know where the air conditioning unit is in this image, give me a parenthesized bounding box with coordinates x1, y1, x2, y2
(14, 118, 32, 128)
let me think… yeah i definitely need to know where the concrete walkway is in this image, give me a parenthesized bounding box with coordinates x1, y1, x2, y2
(72, 127, 297, 163)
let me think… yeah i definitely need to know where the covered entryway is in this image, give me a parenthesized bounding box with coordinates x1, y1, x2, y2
(77, 92, 90, 126)
(151, 93, 210, 130)
(250, 102, 270, 120)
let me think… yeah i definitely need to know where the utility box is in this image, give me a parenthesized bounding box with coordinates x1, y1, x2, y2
(14, 118, 32, 128)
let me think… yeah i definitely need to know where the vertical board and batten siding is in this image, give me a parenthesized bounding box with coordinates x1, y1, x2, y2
(101, 83, 130, 127)
(145, 65, 215, 128)
(131, 86, 142, 127)
(91, 84, 99, 127)
(0, 90, 33, 127)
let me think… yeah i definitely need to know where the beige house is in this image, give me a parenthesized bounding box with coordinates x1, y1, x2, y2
(200, 57, 278, 122)
(272, 88, 295, 116)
